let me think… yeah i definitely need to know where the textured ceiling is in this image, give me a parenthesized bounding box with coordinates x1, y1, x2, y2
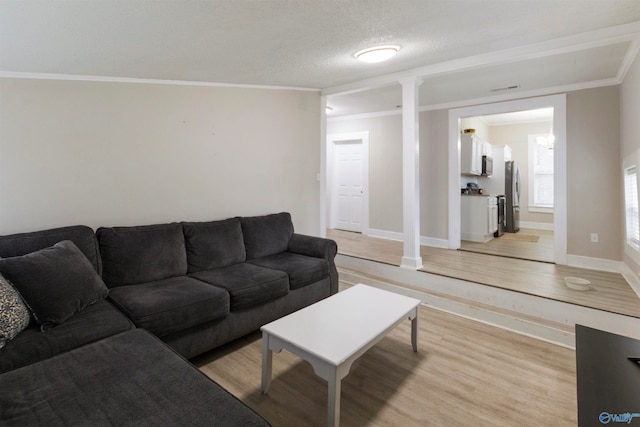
(1, 1, 640, 115)
(328, 41, 635, 116)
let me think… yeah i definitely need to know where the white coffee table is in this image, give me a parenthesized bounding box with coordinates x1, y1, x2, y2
(260, 284, 421, 427)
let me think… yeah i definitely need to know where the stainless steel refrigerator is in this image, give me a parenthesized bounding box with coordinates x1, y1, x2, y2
(505, 160, 520, 233)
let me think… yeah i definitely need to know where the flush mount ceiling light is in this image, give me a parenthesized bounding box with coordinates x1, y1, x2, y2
(325, 106, 333, 114)
(354, 45, 400, 63)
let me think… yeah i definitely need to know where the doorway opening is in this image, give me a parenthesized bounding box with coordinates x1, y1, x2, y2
(326, 132, 369, 234)
(458, 108, 555, 263)
(448, 94, 567, 265)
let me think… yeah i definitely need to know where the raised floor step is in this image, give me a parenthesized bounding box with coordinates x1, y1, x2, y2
(337, 254, 640, 349)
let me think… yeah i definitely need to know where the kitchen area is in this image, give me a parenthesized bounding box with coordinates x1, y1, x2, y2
(460, 129, 518, 243)
(458, 109, 555, 263)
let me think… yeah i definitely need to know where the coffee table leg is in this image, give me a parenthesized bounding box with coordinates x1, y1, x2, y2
(261, 331, 272, 394)
(411, 308, 418, 352)
(327, 369, 341, 427)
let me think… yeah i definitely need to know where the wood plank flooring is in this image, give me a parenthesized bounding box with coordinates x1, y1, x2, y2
(195, 292, 577, 426)
(460, 228, 554, 263)
(327, 229, 640, 318)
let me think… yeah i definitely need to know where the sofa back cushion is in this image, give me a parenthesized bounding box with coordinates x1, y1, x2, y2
(183, 218, 246, 273)
(0, 225, 101, 274)
(240, 212, 294, 260)
(97, 223, 187, 287)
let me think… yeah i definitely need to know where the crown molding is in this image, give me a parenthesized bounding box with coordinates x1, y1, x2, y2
(322, 21, 640, 97)
(327, 109, 401, 122)
(419, 77, 621, 112)
(327, 77, 620, 122)
(0, 71, 320, 92)
(617, 39, 640, 82)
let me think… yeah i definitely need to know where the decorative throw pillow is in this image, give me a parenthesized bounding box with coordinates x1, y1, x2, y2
(0, 240, 109, 330)
(0, 272, 30, 349)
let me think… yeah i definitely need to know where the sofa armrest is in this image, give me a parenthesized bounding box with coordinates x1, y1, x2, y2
(288, 234, 337, 260)
(288, 234, 339, 295)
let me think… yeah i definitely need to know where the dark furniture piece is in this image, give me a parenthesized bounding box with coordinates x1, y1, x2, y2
(575, 325, 640, 427)
(0, 329, 270, 426)
(0, 212, 337, 425)
(0, 225, 135, 374)
(96, 212, 338, 359)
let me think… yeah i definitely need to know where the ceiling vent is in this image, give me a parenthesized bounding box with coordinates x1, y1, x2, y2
(490, 84, 520, 92)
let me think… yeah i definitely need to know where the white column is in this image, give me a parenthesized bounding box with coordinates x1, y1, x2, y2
(400, 77, 423, 270)
(320, 95, 328, 237)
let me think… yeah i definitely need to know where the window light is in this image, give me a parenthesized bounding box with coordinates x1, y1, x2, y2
(625, 166, 640, 246)
(354, 45, 400, 63)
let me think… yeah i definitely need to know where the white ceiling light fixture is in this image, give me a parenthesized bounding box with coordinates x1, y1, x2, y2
(354, 45, 400, 63)
(325, 106, 333, 114)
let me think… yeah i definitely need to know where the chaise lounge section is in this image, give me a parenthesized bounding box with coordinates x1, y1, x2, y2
(0, 329, 271, 426)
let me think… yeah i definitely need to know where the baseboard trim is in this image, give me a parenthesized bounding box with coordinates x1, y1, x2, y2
(365, 228, 403, 241)
(366, 229, 449, 249)
(420, 236, 449, 249)
(620, 263, 640, 299)
(566, 254, 624, 273)
(519, 221, 554, 231)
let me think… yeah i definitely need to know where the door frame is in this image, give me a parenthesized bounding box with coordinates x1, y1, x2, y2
(326, 132, 370, 233)
(448, 94, 567, 264)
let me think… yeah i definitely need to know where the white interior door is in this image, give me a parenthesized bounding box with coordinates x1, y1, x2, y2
(334, 140, 364, 232)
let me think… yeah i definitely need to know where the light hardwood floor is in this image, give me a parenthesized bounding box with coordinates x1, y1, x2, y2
(460, 228, 554, 263)
(327, 229, 640, 318)
(195, 290, 577, 426)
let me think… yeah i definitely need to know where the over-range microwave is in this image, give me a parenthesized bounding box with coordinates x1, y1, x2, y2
(482, 155, 493, 176)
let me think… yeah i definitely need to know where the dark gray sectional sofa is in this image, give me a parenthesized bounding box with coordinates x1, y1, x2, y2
(0, 212, 338, 425)
(97, 213, 338, 359)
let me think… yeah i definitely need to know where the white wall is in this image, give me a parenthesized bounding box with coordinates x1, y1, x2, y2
(420, 109, 450, 241)
(488, 121, 554, 225)
(459, 117, 490, 141)
(566, 86, 621, 260)
(0, 78, 321, 235)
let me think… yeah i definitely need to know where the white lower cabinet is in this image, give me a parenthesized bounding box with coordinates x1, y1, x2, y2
(461, 196, 498, 242)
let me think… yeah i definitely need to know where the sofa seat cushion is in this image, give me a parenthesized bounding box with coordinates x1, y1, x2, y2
(0, 329, 271, 427)
(97, 223, 187, 286)
(0, 299, 134, 374)
(183, 218, 246, 273)
(108, 276, 229, 337)
(248, 252, 329, 290)
(190, 263, 288, 311)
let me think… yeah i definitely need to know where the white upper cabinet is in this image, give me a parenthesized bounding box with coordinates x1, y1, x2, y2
(504, 144, 513, 162)
(482, 140, 492, 156)
(461, 133, 490, 176)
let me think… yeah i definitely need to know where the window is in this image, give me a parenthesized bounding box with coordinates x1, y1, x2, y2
(623, 151, 640, 264)
(624, 165, 639, 247)
(528, 134, 554, 212)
